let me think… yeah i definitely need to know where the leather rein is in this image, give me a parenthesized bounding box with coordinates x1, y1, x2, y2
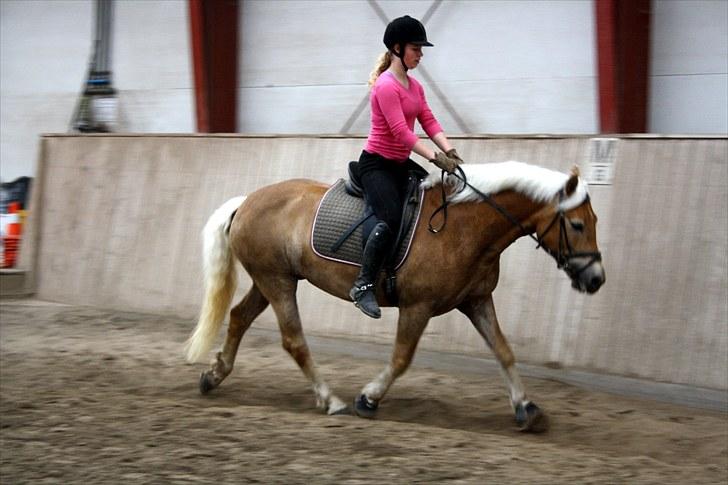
(427, 167, 602, 278)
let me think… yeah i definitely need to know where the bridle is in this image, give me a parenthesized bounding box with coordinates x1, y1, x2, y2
(536, 191, 603, 279)
(428, 167, 602, 278)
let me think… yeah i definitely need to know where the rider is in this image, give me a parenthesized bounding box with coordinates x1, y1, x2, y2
(350, 15, 462, 319)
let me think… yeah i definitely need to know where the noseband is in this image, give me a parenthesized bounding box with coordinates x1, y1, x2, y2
(428, 168, 602, 277)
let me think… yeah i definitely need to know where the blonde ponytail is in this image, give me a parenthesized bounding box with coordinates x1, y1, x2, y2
(368, 51, 392, 88)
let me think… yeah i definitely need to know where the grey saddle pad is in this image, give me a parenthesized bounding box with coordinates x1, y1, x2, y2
(311, 179, 424, 269)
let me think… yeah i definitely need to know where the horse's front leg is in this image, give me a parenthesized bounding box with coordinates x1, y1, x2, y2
(353, 306, 430, 418)
(459, 295, 548, 432)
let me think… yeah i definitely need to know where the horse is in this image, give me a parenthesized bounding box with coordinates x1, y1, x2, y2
(184, 161, 605, 431)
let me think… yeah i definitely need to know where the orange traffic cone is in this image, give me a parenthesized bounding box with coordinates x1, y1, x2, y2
(2, 214, 22, 269)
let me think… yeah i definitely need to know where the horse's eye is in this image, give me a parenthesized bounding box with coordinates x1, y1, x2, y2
(569, 220, 584, 232)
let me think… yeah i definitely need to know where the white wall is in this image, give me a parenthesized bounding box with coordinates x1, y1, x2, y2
(2, 0, 726, 181)
(238, 0, 599, 136)
(0, 0, 193, 183)
(649, 0, 728, 134)
(1, 0, 92, 183)
(113, 0, 194, 133)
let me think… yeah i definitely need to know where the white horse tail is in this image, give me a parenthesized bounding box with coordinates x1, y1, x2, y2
(185, 196, 247, 363)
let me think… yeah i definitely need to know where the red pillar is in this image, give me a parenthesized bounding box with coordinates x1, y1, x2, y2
(595, 0, 651, 133)
(189, 0, 239, 133)
(596, 0, 618, 133)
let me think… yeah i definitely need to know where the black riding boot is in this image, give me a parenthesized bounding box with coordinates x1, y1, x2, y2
(349, 221, 392, 319)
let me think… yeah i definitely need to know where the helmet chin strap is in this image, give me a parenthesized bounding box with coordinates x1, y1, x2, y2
(393, 45, 409, 72)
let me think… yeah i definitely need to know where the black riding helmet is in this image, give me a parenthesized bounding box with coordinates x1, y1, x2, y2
(383, 15, 433, 70)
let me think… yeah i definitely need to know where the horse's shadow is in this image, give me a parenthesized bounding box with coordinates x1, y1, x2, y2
(175, 378, 522, 437)
(378, 395, 515, 432)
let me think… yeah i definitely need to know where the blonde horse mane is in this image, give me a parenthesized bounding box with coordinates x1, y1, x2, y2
(422, 161, 589, 211)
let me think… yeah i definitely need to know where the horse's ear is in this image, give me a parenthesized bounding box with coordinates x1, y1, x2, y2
(565, 170, 579, 196)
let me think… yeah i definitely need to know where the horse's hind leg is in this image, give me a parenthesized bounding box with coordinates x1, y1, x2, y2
(200, 284, 269, 394)
(257, 276, 349, 415)
(458, 294, 548, 432)
(354, 306, 430, 418)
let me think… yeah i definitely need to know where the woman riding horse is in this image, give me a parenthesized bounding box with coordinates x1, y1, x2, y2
(184, 17, 606, 431)
(350, 15, 463, 319)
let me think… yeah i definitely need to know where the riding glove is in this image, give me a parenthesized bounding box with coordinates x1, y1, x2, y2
(429, 151, 460, 174)
(446, 148, 463, 163)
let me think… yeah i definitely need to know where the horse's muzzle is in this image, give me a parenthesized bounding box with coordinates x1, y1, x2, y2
(567, 257, 605, 294)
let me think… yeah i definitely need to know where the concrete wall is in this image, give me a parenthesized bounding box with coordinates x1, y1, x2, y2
(21, 135, 728, 390)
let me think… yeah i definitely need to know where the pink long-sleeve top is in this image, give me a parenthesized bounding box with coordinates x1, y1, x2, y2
(364, 71, 443, 161)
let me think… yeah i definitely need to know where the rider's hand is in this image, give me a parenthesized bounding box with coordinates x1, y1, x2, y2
(429, 151, 460, 174)
(446, 148, 463, 164)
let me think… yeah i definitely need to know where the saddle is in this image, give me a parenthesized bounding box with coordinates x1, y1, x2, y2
(311, 161, 428, 303)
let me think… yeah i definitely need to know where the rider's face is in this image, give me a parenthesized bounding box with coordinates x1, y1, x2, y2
(398, 43, 423, 69)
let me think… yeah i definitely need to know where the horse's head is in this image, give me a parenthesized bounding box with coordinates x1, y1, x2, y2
(534, 167, 605, 294)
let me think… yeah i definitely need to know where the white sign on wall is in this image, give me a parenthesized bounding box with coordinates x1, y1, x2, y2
(586, 138, 618, 185)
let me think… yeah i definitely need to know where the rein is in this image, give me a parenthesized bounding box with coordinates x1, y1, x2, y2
(427, 167, 602, 276)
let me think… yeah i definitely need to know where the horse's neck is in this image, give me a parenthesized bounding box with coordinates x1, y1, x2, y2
(423, 187, 546, 257)
(462, 190, 545, 253)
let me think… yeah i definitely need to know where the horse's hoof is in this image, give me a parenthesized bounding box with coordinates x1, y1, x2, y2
(515, 401, 548, 432)
(199, 371, 218, 395)
(353, 394, 378, 419)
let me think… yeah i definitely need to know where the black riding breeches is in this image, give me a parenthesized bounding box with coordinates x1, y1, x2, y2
(358, 150, 422, 234)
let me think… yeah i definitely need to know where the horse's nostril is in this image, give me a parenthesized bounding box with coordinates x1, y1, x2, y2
(589, 276, 602, 290)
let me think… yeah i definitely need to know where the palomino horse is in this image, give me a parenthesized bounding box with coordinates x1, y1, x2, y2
(185, 161, 605, 431)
